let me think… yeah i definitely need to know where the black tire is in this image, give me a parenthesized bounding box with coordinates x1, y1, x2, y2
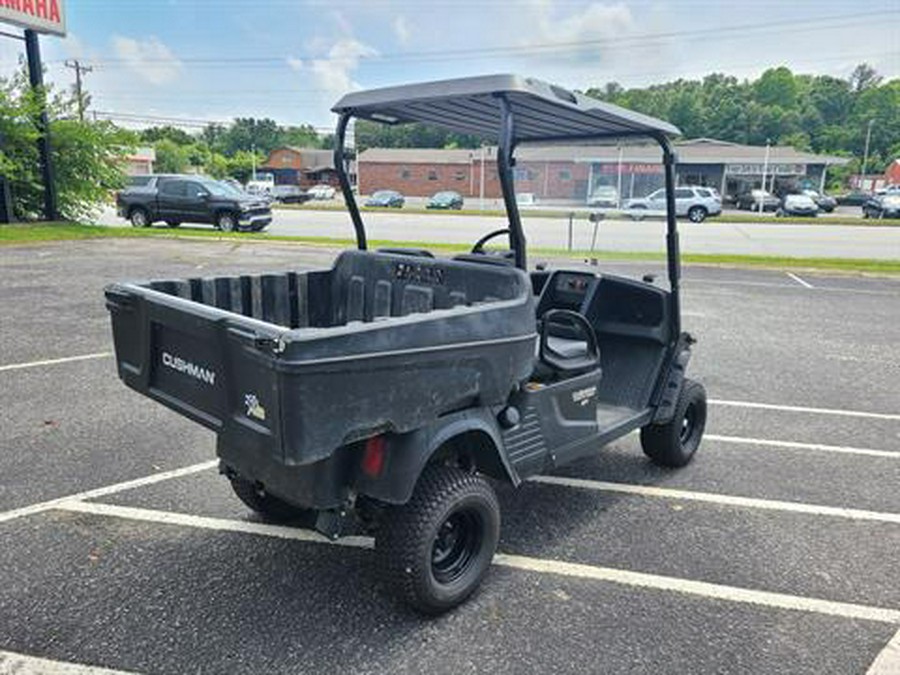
(688, 205, 707, 223)
(165, 220, 181, 228)
(129, 207, 150, 228)
(376, 466, 500, 615)
(641, 379, 707, 468)
(229, 477, 316, 525)
(216, 211, 237, 232)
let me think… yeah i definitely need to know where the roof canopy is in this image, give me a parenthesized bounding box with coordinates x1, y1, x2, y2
(332, 74, 680, 143)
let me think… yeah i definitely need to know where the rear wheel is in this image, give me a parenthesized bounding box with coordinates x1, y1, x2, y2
(229, 477, 316, 525)
(129, 208, 150, 228)
(216, 211, 237, 232)
(687, 205, 707, 223)
(376, 466, 500, 614)
(641, 379, 707, 468)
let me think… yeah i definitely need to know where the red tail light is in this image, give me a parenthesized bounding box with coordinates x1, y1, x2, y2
(361, 435, 387, 478)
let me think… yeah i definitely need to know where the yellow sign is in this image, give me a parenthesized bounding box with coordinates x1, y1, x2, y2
(0, 0, 66, 37)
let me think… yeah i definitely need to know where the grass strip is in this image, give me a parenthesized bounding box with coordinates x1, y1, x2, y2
(2, 221, 898, 274)
(277, 203, 900, 227)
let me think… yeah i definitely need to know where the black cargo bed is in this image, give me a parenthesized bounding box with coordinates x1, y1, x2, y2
(106, 251, 536, 465)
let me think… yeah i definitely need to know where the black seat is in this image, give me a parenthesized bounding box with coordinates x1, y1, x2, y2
(532, 309, 601, 381)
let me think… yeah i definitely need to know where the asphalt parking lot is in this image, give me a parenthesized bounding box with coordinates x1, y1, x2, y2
(1, 239, 898, 674)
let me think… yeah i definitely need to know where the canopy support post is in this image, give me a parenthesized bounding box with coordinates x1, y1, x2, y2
(496, 96, 527, 270)
(656, 133, 681, 341)
(334, 113, 366, 250)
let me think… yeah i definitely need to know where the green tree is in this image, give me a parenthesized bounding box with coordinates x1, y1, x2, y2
(140, 125, 195, 146)
(1, 69, 134, 221)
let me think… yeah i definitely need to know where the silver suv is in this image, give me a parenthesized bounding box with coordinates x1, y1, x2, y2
(624, 186, 722, 222)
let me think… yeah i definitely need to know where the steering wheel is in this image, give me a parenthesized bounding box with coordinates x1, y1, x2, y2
(470, 228, 512, 256)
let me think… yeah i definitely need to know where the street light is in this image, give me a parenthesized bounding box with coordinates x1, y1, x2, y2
(861, 119, 875, 191)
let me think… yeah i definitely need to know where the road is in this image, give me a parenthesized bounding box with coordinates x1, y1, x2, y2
(96, 205, 900, 259)
(1, 238, 898, 674)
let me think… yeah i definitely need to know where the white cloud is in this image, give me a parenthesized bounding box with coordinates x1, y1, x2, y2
(393, 15, 411, 45)
(287, 37, 377, 99)
(111, 35, 182, 85)
(522, 1, 635, 58)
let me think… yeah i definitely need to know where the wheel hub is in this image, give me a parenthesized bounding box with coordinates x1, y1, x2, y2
(431, 510, 481, 585)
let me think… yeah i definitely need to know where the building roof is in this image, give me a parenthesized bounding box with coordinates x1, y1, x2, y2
(358, 139, 849, 166)
(333, 73, 680, 142)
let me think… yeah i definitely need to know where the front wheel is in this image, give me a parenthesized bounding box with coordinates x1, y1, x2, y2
(216, 211, 237, 232)
(641, 379, 707, 468)
(687, 206, 707, 223)
(376, 466, 500, 615)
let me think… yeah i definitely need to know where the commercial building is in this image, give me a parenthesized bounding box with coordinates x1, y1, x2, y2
(260, 147, 338, 187)
(358, 139, 849, 203)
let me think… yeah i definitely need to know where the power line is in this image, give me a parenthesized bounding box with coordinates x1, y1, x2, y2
(47, 13, 900, 70)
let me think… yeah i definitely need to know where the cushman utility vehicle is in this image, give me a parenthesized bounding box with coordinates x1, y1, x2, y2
(105, 75, 707, 614)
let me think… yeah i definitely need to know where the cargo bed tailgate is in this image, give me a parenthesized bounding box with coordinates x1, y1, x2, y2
(105, 283, 287, 454)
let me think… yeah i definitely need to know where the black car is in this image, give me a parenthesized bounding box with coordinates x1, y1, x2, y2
(427, 190, 464, 210)
(802, 189, 837, 213)
(862, 193, 900, 219)
(735, 189, 780, 211)
(116, 174, 272, 231)
(836, 190, 870, 207)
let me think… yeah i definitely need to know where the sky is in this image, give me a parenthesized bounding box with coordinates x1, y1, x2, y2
(1, 0, 898, 131)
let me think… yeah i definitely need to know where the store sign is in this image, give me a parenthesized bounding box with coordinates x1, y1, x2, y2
(725, 163, 805, 176)
(597, 162, 663, 175)
(0, 0, 66, 36)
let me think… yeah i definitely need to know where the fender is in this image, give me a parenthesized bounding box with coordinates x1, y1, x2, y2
(651, 332, 694, 424)
(353, 407, 520, 505)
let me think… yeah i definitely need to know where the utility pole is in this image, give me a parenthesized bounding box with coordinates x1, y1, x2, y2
(64, 59, 92, 122)
(860, 119, 875, 191)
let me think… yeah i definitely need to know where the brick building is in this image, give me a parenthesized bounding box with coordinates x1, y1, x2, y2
(358, 139, 848, 203)
(260, 147, 339, 187)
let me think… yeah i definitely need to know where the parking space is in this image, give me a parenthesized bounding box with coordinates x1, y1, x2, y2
(1, 239, 898, 674)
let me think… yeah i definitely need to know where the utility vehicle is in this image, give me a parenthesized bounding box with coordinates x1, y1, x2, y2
(105, 74, 706, 614)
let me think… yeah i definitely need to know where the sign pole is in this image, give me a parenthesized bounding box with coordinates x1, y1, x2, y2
(24, 29, 58, 221)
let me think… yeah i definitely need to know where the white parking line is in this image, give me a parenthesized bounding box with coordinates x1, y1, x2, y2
(0, 352, 112, 373)
(52, 500, 900, 625)
(710, 399, 900, 421)
(867, 627, 900, 674)
(0, 460, 218, 525)
(705, 434, 900, 459)
(0, 649, 136, 674)
(785, 271, 814, 289)
(531, 475, 900, 524)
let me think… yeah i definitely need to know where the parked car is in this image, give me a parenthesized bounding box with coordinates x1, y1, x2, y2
(272, 185, 313, 204)
(427, 190, 464, 210)
(308, 184, 337, 200)
(862, 193, 900, 219)
(777, 193, 818, 217)
(588, 184, 618, 208)
(836, 190, 870, 206)
(365, 190, 405, 208)
(735, 189, 780, 212)
(116, 174, 272, 232)
(624, 186, 721, 222)
(801, 189, 836, 213)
